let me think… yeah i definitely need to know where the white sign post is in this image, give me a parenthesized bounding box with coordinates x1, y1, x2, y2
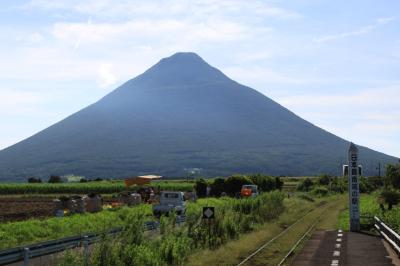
(348, 142, 360, 231)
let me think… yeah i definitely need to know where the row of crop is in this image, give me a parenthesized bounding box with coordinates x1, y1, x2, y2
(0, 204, 153, 250)
(0, 181, 194, 194)
(58, 191, 286, 265)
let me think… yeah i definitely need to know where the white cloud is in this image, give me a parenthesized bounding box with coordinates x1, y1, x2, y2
(313, 17, 396, 43)
(274, 86, 400, 157)
(98, 63, 117, 88)
(22, 0, 301, 20)
(15, 32, 44, 43)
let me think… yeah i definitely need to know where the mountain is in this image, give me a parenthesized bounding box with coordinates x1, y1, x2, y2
(0, 52, 397, 181)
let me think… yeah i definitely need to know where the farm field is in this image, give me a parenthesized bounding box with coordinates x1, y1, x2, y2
(0, 180, 195, 195)
(0, 180, 194, 222)
(0, 177, 306, 223)
(0, 191, 284, 251)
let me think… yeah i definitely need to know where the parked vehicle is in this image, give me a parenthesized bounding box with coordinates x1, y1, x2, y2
(240, 185, 259, 198)
(153, 191, 186, 217)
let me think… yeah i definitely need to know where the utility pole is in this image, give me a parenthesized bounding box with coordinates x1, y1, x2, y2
(378, 162, 381, 177)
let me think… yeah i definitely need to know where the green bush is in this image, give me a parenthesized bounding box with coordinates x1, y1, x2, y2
(312, 186, 328, 196)
(224, 175, 253, 196)
(318, 174, 331, 185)
(328, 177, 345, 193)
(210, 178, 226, 197)
(194, 179, 208, 197)
(297, 178, 313, 192)
(380, 190, 400, 210)
(386, 162, 400, 189)
(48, 175, 63, 183)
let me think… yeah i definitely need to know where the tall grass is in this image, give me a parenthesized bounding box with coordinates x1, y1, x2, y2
(0, 205, 152, 249)
(79, 191, 285, 266)
(2, 191, 285, 266)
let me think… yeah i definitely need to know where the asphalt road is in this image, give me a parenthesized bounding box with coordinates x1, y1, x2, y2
(291, 229, 397, 266)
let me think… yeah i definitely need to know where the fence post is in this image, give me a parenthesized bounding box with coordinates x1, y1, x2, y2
(83, 235, 89, 266)
(23, 247, 29, 266)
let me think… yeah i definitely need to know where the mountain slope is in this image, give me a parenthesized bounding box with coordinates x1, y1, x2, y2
(0, 52, 397, 181)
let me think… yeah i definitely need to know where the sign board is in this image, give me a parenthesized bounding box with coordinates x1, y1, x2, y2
(342, 165, 363, 177)
(203, 207, 215, 219)
(348, 143, 360, 231)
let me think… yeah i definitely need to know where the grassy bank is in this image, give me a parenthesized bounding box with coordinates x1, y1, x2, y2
(339, 192, 400, 231)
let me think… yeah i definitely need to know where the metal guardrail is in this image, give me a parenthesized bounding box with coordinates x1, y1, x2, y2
(0, 216, 185, 266)
(374, 216, 400, 255)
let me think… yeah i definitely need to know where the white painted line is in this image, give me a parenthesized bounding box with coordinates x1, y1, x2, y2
(335, 243, 341, 248)
(331, 259, 339, 266)
(333, 250, 340, 256)
(336, 238, 342, 242)
(338, 229, 342, 233)
(338, 233, 343, 237)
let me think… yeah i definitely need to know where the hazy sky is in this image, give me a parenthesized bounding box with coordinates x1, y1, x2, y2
(1, 0, 399, 157)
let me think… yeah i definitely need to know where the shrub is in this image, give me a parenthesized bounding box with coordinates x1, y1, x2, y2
(380, 190, 400, 210)
(386, 162, 400, 189)
(48, 175, 62, 183)
(275, 177, 284, 190)
(312, 186, 328, 196)
(194, 179, 208, 197)
(210, 178, 225, 197)
(297, 178, 313, 192)
(224, 175, 253, 196)
(328, 177, 345, 193)
(366, 176, 384, 190)
(27, 177, 42, 183)
(318, 174, 331, 186)
(249, 174, 275, 192)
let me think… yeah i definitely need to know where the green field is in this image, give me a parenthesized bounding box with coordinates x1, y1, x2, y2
(0, 192, 284, 251)
(0, 180, 194, 195)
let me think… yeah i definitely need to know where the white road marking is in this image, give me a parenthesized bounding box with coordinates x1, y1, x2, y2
(338, 229, 342, 233)
(335, 243, 341, 248)
(333, 250, 340, 256)
(331, 259, 339, 266)
(338, 233, 343, 237)
(336, 238, 342, 242)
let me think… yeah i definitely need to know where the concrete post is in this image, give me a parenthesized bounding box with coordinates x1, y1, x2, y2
(83, 235, 89, 266)
(23, 247, 29, 266)
(348, 142, 360, 231)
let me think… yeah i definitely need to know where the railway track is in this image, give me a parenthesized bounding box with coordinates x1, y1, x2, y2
(237, 199, 340, 266)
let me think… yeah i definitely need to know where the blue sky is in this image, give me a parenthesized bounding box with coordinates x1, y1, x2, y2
(0, 0, 399, 157)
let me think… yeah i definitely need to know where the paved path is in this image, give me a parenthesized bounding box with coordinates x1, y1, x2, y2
(291, 229, 397, 266)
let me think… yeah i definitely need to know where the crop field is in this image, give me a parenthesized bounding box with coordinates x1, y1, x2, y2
(0, 180, 194, 223)
(0, 191, 284, 251)
(0, 175, 360, 265)
(0, 180, 194, 195)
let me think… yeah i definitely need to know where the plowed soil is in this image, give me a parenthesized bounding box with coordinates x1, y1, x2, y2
(0, 197, 54, 222)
